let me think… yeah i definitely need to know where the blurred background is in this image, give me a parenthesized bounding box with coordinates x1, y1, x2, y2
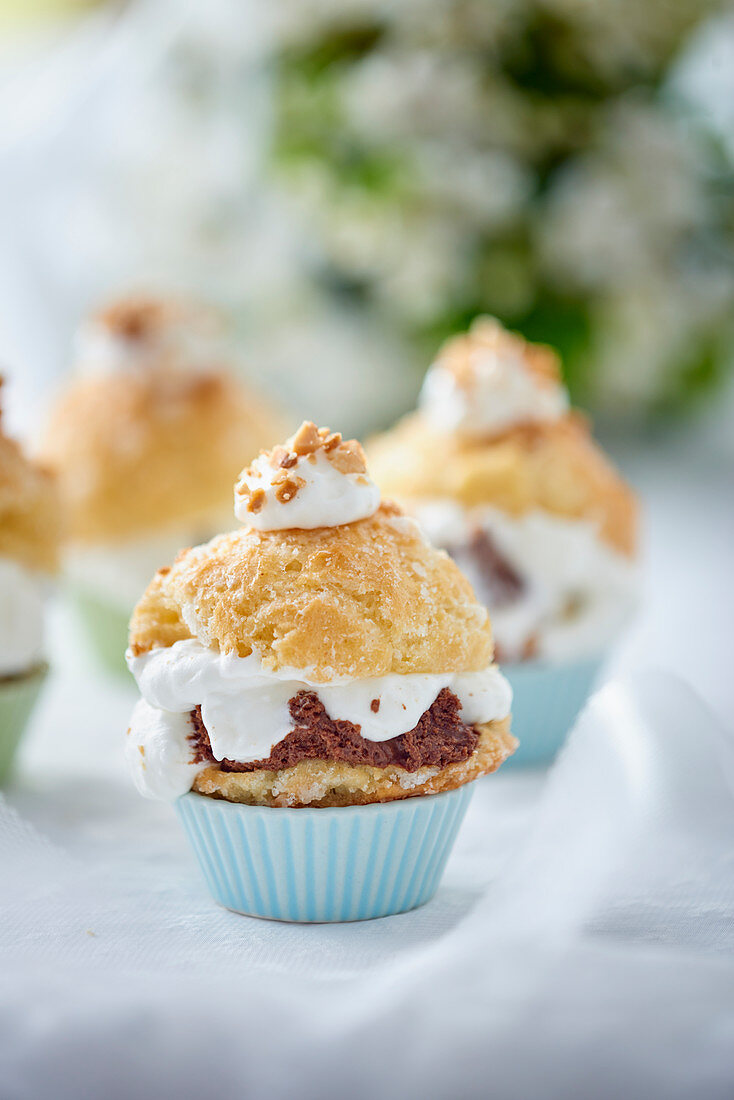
(1, 0, 734, 441)
(0, 0, 732, 724)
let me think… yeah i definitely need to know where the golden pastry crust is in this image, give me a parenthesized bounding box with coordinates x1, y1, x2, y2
(369, 412, 637, 556)
(129, 502, 494, 678)
(192, 715, 515, 806)
(39, 365, 285, 544)
(0, 388, 60, 572)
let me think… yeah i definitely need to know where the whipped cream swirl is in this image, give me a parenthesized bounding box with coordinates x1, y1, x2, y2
(234, 421, 380, 531)
(126, 638, 512, 800)
(74, 297, 219, 376)
(419, 317, 568, 438)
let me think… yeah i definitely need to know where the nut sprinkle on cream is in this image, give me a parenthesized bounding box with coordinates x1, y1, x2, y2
(73, 294, 221, 376)
(234, 421, 381, 531)
(419, 316, 569, 439)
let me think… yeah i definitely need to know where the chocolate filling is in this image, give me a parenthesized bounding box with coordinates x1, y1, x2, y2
(189, 688, 479, 773)
(449, 528, 525, 609)
(445, 531, 537, 662)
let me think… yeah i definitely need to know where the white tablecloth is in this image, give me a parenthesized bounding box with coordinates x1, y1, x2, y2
(1, 448, 732, 1099)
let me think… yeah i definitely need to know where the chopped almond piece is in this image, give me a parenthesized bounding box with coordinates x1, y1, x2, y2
(247, 488, 266, 513)
(291, 421, 321, 455)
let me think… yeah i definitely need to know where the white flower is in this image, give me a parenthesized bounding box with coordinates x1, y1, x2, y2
(539, 103, 703, 292)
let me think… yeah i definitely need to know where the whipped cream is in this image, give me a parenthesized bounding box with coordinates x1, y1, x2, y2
(74, 320, 152, 376)
(126, 637, 512, 799)
(125, 700, 202, 802)
(419, 321, 568, 438)
(413, 501, 637, 663)
(0, 556, 45, 677)
(234, 422, 380, 531)
(74, 298, 220, 376)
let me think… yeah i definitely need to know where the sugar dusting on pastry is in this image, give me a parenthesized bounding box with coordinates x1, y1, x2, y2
(234, 421, 380, 531)
(419, 315, 569, 438)
(129, 502, 495, 679)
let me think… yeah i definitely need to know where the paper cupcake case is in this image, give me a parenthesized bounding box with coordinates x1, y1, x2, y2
(176, 784, 474, 923)
(0, 664, 48, 783)
(69, 586, 131, 678)
(502, 654, 604, 767)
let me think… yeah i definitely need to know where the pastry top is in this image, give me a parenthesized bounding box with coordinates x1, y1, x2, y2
(129, 499, 494, 680)
(234, 420, 380, 531)
(91, 294, 205, 338)
(369, 411, 636, 556)
(369, 317, 637, 557)
(39, 354, 284, 546)
(0, 380, 60, 572)
(73, 293, 221, 375)
(418, 316, 569, 440)
(433, 316, 563, 399)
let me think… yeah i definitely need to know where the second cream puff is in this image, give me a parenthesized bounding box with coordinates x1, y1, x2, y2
(39, 294, 286, 667)
(369, 317, 638, 665)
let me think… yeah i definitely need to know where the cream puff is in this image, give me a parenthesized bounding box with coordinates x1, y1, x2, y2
(126, 420, 515, 806)
(369, 317, 638, 665)
(38, 294, 286, 666)
(124, 421, 515, 919)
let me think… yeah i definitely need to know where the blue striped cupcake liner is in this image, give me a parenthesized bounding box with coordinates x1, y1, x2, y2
(175, 784, 474, 922)
(503, 654, 605, 767)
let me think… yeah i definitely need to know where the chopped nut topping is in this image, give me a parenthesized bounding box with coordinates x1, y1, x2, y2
(269, 421, 369, 475)
(329, 439, 367, 475)
(438, 316, 562, 392)
(96, 296, 182, 342)
(247, 488, 266, 513)
(291, 421, 321, 455)
(235, 419, 374, 518)
(370, 698, 380, 713)
(275, 477, 306, 503)
(269, 445, 298, 470)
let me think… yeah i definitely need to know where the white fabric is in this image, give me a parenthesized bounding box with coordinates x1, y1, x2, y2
(1, 664, 733, 1099)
